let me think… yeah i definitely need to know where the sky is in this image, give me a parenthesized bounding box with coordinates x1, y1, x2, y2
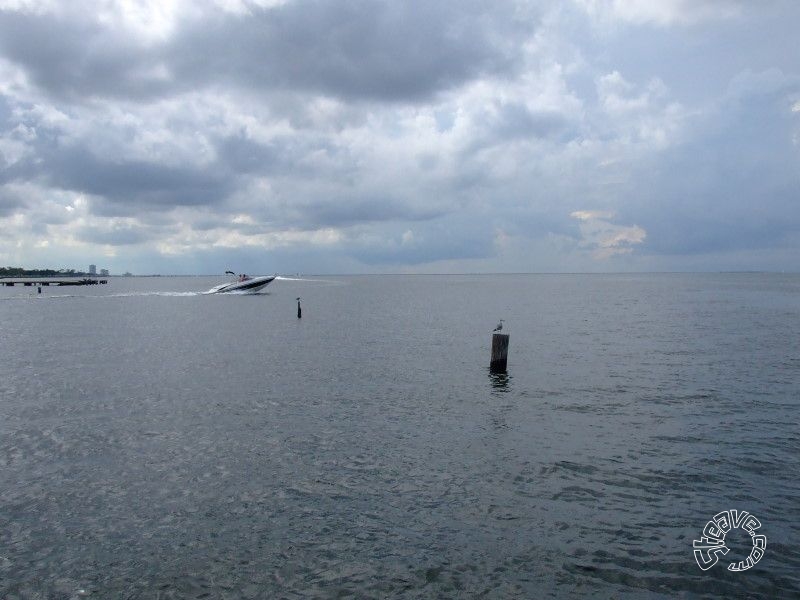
(0, 0, 798, 275)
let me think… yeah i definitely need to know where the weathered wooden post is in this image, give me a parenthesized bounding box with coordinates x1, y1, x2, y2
(490, 333, 510, 373)
(297, 297, 302, 319)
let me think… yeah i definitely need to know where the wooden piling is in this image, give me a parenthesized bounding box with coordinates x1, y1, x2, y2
(297, 298, 302, 319)
(490, 333, 510, 373)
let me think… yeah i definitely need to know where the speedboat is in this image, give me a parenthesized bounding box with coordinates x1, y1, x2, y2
(206, 271, 276, 294)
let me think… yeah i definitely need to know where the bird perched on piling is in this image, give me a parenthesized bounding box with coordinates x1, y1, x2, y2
(493, 319, 504, 332)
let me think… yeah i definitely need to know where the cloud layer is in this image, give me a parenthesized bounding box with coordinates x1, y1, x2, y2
(0, 0, 798, 273)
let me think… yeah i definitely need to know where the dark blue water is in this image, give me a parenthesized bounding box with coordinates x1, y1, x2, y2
(2, 274, 799, 598)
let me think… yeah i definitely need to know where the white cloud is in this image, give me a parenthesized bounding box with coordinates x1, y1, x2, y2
(570, 210, 614, 221)
(571, 210, 646, 259)
(592, 70, 687, 152)
(0, 0, 58, 14)
(597, 71, 667, 114)
(575, 0, 744, 26)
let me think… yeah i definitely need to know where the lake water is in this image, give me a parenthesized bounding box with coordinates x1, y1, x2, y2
(1, 273, 799, 598)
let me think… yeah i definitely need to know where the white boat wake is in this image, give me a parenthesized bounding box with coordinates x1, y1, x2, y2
(4, 274, 343, 301)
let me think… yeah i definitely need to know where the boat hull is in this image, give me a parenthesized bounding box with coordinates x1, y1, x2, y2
(206, 276, 276, 294)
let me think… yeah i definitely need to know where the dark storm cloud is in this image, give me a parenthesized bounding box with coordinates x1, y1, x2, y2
(0, 11, 167, 101)
(24, 144, 235, 211)
(0, 187, 26, 216)
(214, 132, 339, 178)
(75, 223, 152, 246)
(0, 94, 20, 185)
(0, 1, 534, 104)
(169, 0, 533, 102)
(216, 134, 284, 175)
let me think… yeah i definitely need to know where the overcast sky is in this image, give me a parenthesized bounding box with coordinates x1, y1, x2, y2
(0, 0, 798, 274)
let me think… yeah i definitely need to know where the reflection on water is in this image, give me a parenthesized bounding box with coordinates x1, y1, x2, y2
(488, 369, 511, 393)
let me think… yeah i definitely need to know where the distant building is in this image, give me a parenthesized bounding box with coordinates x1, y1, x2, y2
(89, 264, 97, 275)
(100, 269, 109, 276)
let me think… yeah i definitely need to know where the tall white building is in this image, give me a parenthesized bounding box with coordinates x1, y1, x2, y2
(89, 264, 97, 275)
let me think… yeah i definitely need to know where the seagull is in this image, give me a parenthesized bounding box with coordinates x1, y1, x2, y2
(493, 319, 504, 332)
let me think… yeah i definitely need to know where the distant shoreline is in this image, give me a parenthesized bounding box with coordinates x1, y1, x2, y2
(0, 267, 92, 278)
(2, 269, 795, 280)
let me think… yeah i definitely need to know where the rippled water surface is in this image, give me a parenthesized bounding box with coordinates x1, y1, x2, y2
(1, 273, 799, 598)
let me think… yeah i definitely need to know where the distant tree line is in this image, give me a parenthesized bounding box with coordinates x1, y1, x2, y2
(1, 267, 90, 277)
